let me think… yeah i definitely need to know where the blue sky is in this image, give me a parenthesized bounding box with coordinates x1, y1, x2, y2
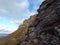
(0, 0, 44, 34)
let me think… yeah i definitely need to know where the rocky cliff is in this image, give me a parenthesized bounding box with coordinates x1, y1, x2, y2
(0, 14, 37, 45)
(21, 0, 60, 45)
(0, 0, 60, 45)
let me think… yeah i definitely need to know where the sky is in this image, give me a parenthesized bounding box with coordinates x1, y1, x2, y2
(0, 0, 44, 34)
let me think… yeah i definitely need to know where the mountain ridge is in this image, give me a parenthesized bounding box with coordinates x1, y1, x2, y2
(0, 14, 37, 45)
(0, 0, 60, 45)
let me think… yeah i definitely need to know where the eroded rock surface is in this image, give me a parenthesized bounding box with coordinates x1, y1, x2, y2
(21, 0, 60, 45)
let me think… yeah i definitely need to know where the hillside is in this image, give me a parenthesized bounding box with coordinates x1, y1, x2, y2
(0, 0, 60, 45)
(21, 0, 60, 45)
(0, 14, 37, 45)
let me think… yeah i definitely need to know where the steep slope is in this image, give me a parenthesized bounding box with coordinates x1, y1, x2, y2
(0, 14, 37, 45)
(0, 0, 60, 45)
(21, 0, 60, 45)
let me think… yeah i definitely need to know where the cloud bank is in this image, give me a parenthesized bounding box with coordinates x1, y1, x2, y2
(0, 0, 44, 34)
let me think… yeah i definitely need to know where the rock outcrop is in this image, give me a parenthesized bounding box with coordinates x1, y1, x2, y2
(21, 0, 60, 45)
(0, 14, 37, 45)
(0, 0, 60, 45)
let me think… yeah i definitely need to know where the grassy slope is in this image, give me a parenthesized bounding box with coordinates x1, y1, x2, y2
(0, 15, 37, 45)
(4, 24, 28, 45)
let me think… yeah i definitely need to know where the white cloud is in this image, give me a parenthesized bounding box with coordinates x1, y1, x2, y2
(0, 0, 44, 34)
(10, 19, 25, 24)
(0, 25, 17, 33)
(0, 0, 44, 18)
(14, 1, 29, 8)
(0, 9, 8, 13)
(0, 0, 37, 19)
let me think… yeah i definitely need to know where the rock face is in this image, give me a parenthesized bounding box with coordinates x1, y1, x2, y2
(0, 14, 37, 45)
(22, 0, 60, 45)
